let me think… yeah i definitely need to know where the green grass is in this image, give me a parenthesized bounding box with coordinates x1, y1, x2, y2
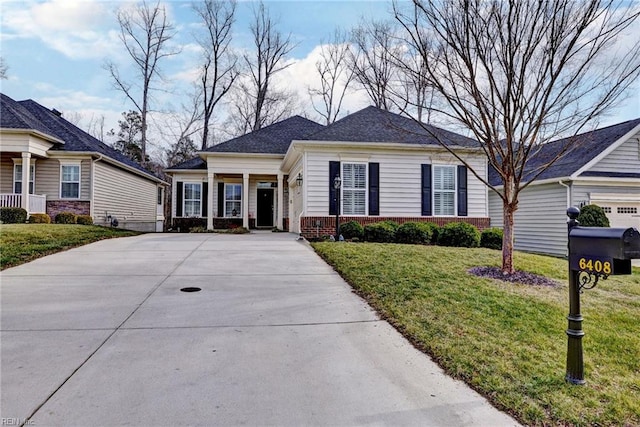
(0, 224, 140, 270)
(312, 242, 640, 426)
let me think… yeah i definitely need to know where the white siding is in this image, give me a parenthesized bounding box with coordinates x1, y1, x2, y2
(489, 183, 569, 256)
(304, 148, 487, 217)
(572, 183, 640, 229)
(588, 131, 640, 174)
(93, 162, 158, 230)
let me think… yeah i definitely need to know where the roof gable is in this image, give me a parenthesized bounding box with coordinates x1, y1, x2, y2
(302, 106, 479, 148)
(0, 93, 161, 181)
(488, 118, 640, 186)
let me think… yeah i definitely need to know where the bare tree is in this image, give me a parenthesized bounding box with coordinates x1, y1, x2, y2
(193, 0, 238, 149)
(349, 20, 403, 111)
(231, 1, 295, 133)
(309, 30, 355, 125)
(104, 0, 180, 166)
(394, 0, 640, 273)
(0, 57, 8, 80)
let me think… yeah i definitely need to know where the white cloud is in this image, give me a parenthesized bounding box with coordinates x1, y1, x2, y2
(272, 44, 370, 122)
(1, 0, 122, 60)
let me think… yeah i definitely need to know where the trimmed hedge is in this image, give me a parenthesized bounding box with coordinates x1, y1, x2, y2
(0, 207, 28, 224)
(480, 227, 503, 250)
(55, 212, 77, 224)
(395, 222, 433, 245)
(438, 222, 480, 248)
(28, 213, 51, 224)
(577, 204, 610, 227)
(340, 220, 364, 240)
(76, 215, 94, 225)
(364, 221, 398, 243)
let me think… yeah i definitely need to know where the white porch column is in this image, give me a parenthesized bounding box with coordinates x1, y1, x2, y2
(207, 171, 214, 230)
(243, 172, 249, 229)
(21, 152, 31, 212)
(277, 172, 284, 230)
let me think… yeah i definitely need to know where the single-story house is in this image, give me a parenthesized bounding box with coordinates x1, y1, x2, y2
(166, 106, 491, 236)
(489, 118, 640, 256)
(0, 93, 167, 232)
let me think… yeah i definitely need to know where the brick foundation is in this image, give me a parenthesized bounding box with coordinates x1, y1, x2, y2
(47, 200, 91, 220)
(300, 216, 491, 238)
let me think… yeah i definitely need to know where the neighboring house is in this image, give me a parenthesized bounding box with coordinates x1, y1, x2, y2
(0, 93, 167, 232)
(167, 106, 491, 236)
(489, 118, 640, 256)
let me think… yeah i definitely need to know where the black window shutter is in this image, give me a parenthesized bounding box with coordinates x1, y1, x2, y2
(176, 181, 183, 217)
(202, 182, 208, 217)
(421, 164, 432, 216)
(217, 182, 224, 217)
(329, 161, 340, 215)
(369, 162, 379, 215)
(457, 165, 468, 216)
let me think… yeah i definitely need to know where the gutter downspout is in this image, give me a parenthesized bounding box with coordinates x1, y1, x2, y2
(558, 180, 571, 209)
(91, 154, 104, 220)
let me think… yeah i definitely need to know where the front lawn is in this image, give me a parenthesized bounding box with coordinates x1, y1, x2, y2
(0, 224, 139, 270)
(312, 242, 640, 426)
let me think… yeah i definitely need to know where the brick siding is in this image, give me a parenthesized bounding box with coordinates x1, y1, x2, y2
(47, 200, 90, 219)
(300, 216, 491, 238)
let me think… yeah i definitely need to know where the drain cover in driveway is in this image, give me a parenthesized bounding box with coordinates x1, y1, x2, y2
(180, 287, 201, 292)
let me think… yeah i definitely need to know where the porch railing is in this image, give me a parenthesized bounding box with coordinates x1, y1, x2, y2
(0, 194, 47, 214)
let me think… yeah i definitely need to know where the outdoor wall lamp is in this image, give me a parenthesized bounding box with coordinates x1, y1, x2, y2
(333, 175, 342, 240)
(296, 173, 303, 187)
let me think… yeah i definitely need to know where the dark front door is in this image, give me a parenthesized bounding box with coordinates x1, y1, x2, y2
(257, 188, 274, 227)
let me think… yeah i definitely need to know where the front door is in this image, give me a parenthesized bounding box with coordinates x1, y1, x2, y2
(257, 188, 274, 227)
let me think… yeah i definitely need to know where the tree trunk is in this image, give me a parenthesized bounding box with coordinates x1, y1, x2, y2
(502, 202, 516, 274)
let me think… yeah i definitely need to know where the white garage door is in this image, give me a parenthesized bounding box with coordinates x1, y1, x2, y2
(590, 194, 640, 230)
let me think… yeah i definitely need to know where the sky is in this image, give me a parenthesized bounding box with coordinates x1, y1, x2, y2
(1, 0, 639, 160)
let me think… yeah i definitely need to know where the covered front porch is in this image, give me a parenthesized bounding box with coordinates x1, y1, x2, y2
(173, 171, 292, 231)
(0, 151, 49, 215)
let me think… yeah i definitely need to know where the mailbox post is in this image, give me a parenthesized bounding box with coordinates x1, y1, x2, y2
(565, 207, 640, 385)
(566, 207, 584, 385)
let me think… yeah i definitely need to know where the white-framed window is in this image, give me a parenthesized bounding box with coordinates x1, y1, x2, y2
(225, 183, 242, 217)
(433, 165, 456, 216)
(60, 164, 80, 199)
(183, 183, 201, 217)
(342, 163, 367, 215)
(13, 163, 35, 194)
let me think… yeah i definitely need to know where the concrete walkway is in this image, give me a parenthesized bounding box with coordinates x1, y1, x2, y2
(1, 232, 518, 426)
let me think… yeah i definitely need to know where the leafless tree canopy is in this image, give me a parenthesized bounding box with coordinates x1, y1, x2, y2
(193, 0, 238, 149)
(309, 30, 355, 125)
(104, 0, 181, 165)
(394, 0, 640, 273)
(349, 20, 404, 111)
(0, 57, 8, 80)
(228, 1, 295, 134)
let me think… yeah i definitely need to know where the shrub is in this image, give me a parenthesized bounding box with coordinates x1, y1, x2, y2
(438, 222, 480, 248)
(480, 227, 503, 250)
(27, 213, 51, 224)
(340, 220, 364, 240)
(364, 221, 397, 243)
(55, 212, 77, 224)
(395, 222, 433, 245)
(0, 207, 28, 224)
(577, 204, 610, 227)
(76, 215, 94, 225)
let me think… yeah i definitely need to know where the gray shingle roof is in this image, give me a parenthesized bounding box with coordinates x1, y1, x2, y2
(167, 115, 324, 170)
(302, 106, 480, 148)
(207, 116, 324, 154)
(1, 93, 162, 182)
(488, 118, 640, 186)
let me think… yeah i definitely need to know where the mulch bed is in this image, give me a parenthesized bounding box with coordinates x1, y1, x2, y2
(468, 266, 560, 287)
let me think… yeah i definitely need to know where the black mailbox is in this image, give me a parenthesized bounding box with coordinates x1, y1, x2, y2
(568, 226, 640, 275)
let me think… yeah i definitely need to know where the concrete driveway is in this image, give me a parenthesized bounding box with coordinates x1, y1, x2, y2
(1, 232, 518, 426)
